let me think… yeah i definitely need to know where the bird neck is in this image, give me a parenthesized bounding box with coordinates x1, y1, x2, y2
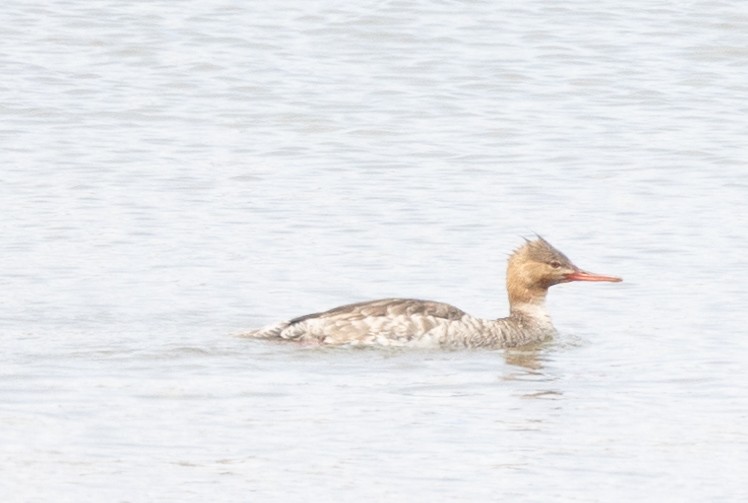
(506, 279, 548, 316)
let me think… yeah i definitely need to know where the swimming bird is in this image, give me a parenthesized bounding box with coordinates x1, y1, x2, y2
(243, 237, 621, 348)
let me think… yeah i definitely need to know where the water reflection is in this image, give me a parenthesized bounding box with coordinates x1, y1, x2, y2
(503, 346, 563, 399)
(520, 389, 563, 400)
(503, 346, 547, 371)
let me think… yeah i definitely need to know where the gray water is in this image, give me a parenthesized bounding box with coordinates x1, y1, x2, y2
(2, 0, 748, 501)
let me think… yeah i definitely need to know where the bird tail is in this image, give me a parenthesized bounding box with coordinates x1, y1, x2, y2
(240, 321, 290, 339)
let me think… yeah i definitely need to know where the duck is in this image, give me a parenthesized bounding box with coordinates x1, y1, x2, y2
(243, 237, 622, 348)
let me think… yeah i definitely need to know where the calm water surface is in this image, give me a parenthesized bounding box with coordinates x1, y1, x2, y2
(2, 0, 747, 501)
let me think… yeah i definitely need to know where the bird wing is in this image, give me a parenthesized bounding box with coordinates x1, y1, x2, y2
(282, 298, 467, 344)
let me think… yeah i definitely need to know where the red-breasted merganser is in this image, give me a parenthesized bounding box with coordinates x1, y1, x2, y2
(243, 237, 622, 348)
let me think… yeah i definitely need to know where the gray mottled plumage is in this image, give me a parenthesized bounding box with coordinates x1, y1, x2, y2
(243, 237, 620, 349)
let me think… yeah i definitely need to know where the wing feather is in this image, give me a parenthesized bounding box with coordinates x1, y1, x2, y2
(288, 298, 466, 326)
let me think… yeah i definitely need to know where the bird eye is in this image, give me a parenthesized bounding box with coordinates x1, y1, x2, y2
(550, 261, 561, 269)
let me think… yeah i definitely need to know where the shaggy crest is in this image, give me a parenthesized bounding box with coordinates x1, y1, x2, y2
(512, 236, 573, 268)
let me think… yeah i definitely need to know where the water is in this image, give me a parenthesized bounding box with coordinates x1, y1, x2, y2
(2, 0, 748, 500)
